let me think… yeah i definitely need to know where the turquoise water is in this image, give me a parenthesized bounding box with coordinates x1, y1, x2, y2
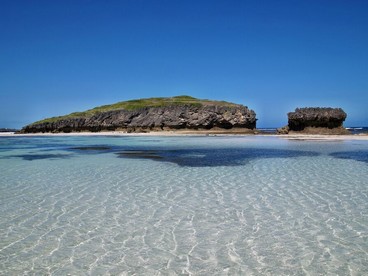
(0, 135, 367, 275)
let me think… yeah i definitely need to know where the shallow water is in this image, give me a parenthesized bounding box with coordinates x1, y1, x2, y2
(0, 136, 367, 275)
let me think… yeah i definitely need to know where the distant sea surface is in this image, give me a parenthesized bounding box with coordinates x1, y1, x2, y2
(258, 126, 368, 134)
(1, 135, 367, 275)
(346, 127, 368, 134)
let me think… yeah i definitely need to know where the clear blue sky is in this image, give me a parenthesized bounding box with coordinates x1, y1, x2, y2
(1, 0, 367, 128)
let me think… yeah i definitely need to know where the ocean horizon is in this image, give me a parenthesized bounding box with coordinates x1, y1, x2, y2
(257, 127, 368, 134)
(1, 135, 367, 274)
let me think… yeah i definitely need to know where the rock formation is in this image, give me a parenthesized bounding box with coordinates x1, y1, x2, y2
(19, 96, 257, 133)
(277, 107, 349, 134)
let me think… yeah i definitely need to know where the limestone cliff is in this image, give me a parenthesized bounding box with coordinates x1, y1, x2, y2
(277, 107, 349, 134)
(20, 96, 257, 133)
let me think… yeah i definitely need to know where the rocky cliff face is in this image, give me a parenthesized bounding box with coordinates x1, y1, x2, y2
(20, 104, 257, 133)
(277, 107, 349, 134)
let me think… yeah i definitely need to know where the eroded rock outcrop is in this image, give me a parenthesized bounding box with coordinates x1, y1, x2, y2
(20, 99, 257, 133)
(277, 107, 349, 134)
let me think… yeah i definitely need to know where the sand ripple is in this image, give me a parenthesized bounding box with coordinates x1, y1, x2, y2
(1, 136, 368, 274)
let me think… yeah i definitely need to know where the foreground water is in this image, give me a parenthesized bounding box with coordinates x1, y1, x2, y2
(0, 135, 367, 275)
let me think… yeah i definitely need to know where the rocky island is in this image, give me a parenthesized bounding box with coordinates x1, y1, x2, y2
(277, 107, 350, 134)
(19, 96, 257, 133)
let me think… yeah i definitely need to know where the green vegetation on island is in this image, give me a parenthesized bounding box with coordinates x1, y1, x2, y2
(31, 95, 239, 125)
(19, 95, 257, 133)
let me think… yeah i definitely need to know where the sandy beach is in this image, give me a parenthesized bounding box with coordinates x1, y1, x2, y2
(1, 131, 368, 140)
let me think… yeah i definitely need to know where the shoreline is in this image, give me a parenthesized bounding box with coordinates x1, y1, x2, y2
(1, 131, 368, 140)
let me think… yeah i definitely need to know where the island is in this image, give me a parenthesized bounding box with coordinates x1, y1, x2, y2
(19, 96, 257, 134)
(277, 107, 350, 134)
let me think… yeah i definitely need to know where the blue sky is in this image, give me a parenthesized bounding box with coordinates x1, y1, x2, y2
(1, 0, 367, 128)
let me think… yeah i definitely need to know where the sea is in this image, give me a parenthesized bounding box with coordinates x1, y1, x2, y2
(346, 127, 368, 135)
(0, 135, 367, 275)
(257, 127, 368, 135)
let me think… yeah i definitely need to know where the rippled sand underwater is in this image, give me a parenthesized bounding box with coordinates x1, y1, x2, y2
(1, 136, 368, 275)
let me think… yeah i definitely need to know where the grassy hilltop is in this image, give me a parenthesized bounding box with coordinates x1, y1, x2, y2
(32, 95, 240, 125)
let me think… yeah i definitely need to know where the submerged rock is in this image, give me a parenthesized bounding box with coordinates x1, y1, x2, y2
(276, 125, 289, 134)
(278, 107, 350, 134)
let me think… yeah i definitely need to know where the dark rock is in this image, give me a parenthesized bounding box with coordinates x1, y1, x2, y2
(20, 104, 257, 133)
(277, 126, 289, 134)
(286, 107, 349, 134)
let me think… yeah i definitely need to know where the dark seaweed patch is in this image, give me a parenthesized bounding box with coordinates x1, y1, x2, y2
(70, 146, 111, 151)
(66, 146, 114, 155)
(6, 154, 72, 161)
(117, 150, 164, 159)
(330, 151, 368, 163)
(116, 148, 319, 167)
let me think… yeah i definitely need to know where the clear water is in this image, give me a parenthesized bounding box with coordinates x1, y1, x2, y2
(0, 135, 367, 275)
(346, 127, 368, 135)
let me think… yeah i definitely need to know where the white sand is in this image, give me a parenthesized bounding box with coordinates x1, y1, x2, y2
(1, 131, 368, 140)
